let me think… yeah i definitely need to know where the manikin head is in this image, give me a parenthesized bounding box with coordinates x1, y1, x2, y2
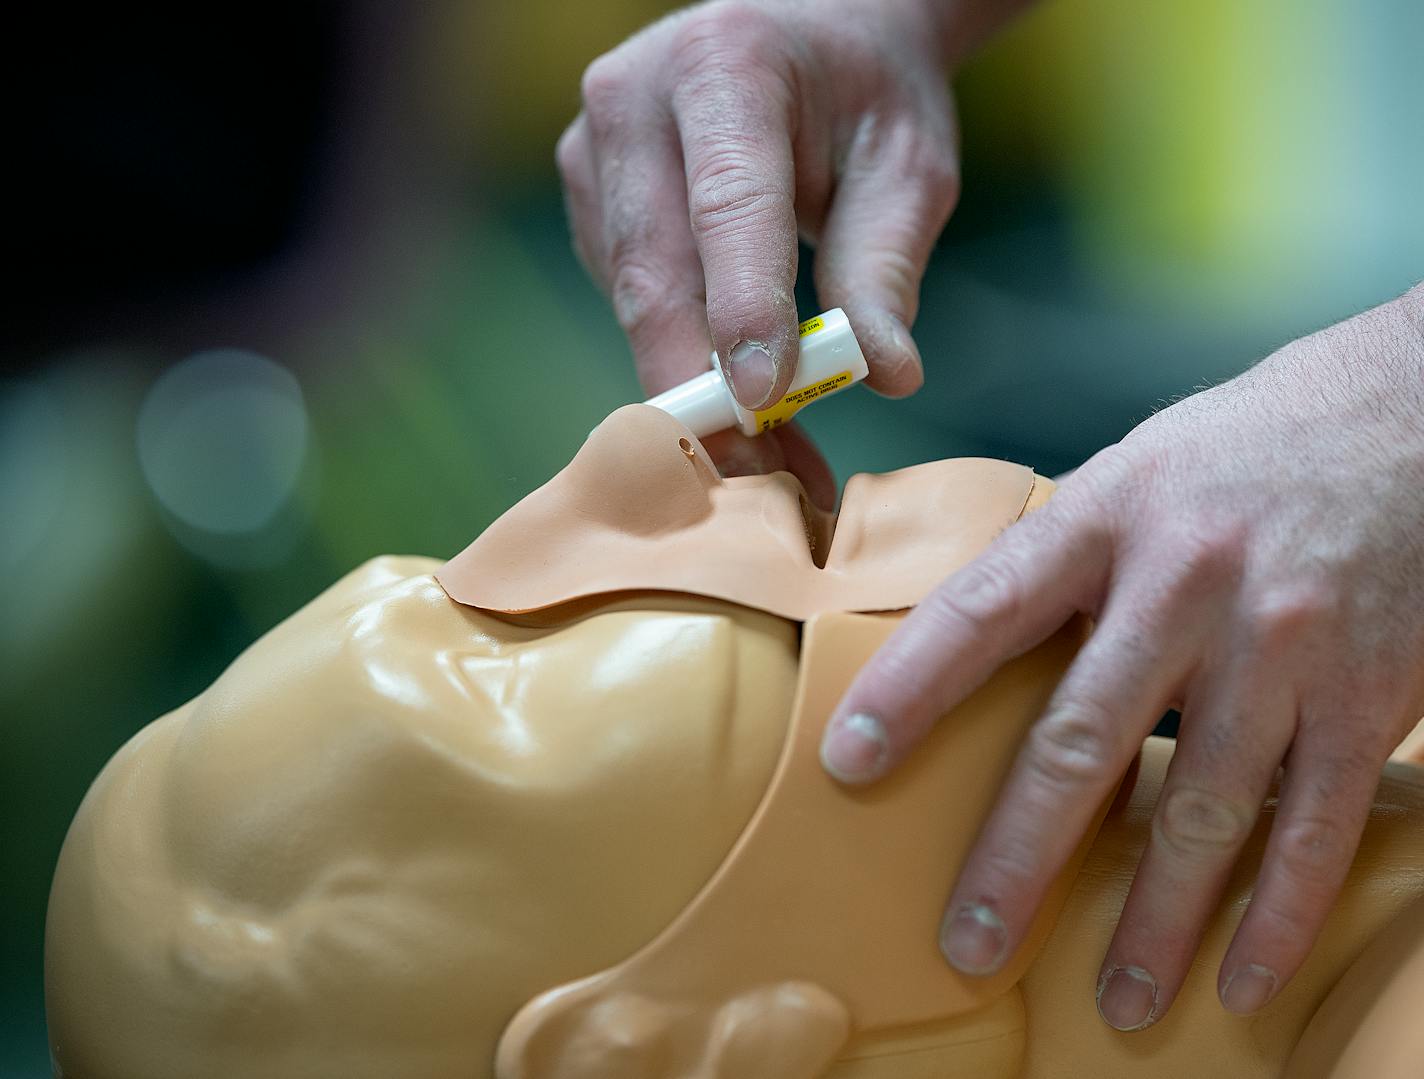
(47, 406, 1068, 1077)
(46, 405, 1424, 1079)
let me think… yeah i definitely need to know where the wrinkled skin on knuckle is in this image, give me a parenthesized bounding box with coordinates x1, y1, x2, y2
(667, 8, 794, 144)
(926, 559, 1022, 642)
(602, 194, 656, 268)
(686, 157, 791, 239)
(1028, 698, 1121, 791)
(1154, 785, 1255, 862)
(1272, 812, 1357, 898)
(609, 259, 675, 342)
(668, 0, 784, 79)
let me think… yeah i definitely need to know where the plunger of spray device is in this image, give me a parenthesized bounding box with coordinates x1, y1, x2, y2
(645, 308, 868, 438)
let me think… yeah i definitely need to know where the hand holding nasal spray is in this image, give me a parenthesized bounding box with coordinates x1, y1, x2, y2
(645, 308, 868, 437)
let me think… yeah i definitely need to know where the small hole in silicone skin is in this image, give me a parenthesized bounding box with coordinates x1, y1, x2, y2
(678, 437, 694, 458)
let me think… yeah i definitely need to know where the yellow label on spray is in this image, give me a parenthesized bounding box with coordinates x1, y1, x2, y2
(798, 315, 825, 337)
(753, 370, 853, 432)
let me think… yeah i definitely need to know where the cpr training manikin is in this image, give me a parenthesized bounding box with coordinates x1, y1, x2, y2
(45, 404, 1424, 1078)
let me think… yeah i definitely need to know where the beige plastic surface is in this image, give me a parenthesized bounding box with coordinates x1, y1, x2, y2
(495, 612, 1094, 1079)
(45, 561, 799, 1079)
(1018, 740, 1424, 1078)
(1284, 887, 1424, 1079)
(1390, 714, 1424, 763)
(437, 404, 1039, 621)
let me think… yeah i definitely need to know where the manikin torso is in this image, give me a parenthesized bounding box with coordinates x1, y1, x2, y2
(46, 406, 1424, 1078)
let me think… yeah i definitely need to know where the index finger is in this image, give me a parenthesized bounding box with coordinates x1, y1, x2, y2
(668, 15, 800, 411)
(820, 504, 1109, 783)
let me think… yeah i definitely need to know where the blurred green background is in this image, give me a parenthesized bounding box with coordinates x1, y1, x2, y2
(2, 2, 1420, 1073)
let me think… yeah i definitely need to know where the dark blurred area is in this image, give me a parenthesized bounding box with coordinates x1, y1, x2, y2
(5, 8, 339, 363)
(1, 2, 1419, 1073)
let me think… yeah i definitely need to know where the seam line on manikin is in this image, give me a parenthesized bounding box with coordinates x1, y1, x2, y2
(1012, 472, 1038, 524)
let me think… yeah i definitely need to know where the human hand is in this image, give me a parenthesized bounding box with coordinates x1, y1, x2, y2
(559, 0, 968, 506)
(821, 284, 1424, 1029)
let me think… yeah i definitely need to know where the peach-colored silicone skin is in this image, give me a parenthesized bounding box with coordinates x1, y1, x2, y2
(45, 404, 1424, 1078)
(436, 405, 1041, 621)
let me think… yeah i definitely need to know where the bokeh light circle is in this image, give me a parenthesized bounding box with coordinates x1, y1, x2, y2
(137, 349, 308, 534)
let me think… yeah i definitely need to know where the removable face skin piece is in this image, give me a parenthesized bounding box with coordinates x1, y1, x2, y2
(436, 404, 1042, 621)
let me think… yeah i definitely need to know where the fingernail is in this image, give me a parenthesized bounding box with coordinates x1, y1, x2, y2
(1221, 963, 1277, 1015)
(820, 712, 889, 783)
(857, 311, 923, 398)
(940, 903, 1008, 975)
(1097, 965, 1159, 1032)
(726, 341, 776, 409)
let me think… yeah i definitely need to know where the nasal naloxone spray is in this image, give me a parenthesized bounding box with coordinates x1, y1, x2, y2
(645, 308, 869, 438)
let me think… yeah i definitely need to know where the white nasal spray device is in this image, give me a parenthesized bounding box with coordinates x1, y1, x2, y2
(645, 308, 869, 438)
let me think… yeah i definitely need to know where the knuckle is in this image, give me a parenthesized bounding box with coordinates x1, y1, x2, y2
(671, 1, 774, 70)
(1249, 584, 1338, 649)
(1154, 785, 1254, 860)
(929, 558, 1023, 639)
(1273, 814, 1355, 894)
(686, 154, 789, 235)
(856, 242, 921, 307)
(608, 259, 674, 339)
(1028, 698, 1120, 791)
(1166, 520, 1246, 589)
(580, 52, 631, 124)
(1075, 442, 1146, 514)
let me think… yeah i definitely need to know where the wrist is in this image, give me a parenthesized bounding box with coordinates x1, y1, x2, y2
(1262, 285, 1424, 435)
